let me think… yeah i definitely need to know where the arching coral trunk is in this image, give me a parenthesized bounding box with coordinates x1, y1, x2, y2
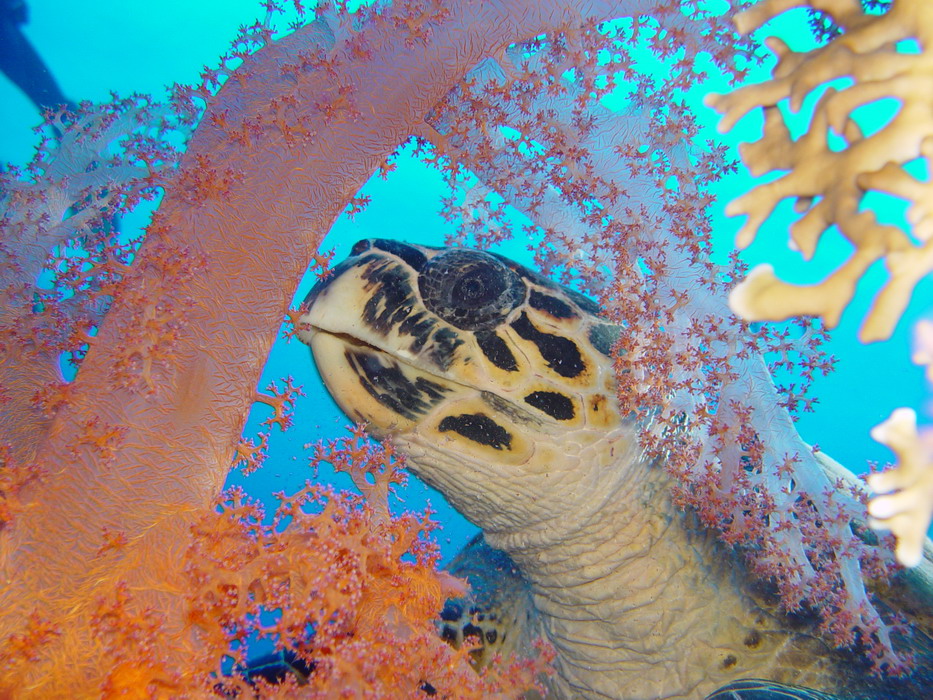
(0, 0, 636, 692)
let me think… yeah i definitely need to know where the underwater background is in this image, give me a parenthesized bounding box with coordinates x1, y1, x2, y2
(1, 0, 930, 564)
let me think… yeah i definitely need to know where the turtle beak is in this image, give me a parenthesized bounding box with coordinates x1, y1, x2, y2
(302, 238, 375, 309)
(296, 251, 381, 349)
(301, 254, 362, 317)
(301, 330, 424, 436)
(296, 246, 458, 437)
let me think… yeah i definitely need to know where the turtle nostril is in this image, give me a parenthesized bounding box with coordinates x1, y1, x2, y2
(350, 239, 372, 256)
(302, 257, 355, 308)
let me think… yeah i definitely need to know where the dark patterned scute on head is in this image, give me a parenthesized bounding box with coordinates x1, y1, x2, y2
(371, 238, 428, 272)
(510, 312, 585, 378)
(426, 327, 463, 372)
(589, 323, 621, 357)
(360, 256, 418, 336)
(438, 413, 513, 450)
(524, 390, 575, 420)
(349, 239, 372, 256)
(529, 289, 576, 319)
(474, 330, 519, 372)
(491, 250, 601, 316)
(346, 349, 450, 420)
(356, 254, 464, 371)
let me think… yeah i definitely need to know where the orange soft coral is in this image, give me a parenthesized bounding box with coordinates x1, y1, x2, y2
(192, 480, 550, 698)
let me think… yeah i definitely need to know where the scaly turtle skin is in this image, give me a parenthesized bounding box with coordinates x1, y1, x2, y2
(297, 239, 932, 699)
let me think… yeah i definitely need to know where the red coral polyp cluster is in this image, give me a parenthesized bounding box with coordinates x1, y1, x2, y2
(184, 465, 550, 696)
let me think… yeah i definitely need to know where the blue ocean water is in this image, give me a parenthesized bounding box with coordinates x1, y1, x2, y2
(0, 0, 929, 567)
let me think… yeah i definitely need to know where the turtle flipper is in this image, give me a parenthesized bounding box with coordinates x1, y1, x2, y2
(704, 679, 840, 700)
(241, 649, 313, 685)
(439, 533, 537, 668)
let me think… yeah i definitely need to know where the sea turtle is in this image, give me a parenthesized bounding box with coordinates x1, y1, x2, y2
(294, 238, 933, 699)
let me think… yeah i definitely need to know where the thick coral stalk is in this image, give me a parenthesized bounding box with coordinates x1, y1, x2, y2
(0, 0, 646, 693)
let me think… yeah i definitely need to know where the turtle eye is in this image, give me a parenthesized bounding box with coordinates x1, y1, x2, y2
(418, 250, 525, 330)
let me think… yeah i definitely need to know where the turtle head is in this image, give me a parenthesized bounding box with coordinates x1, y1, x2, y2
(298, 239, 639, 534)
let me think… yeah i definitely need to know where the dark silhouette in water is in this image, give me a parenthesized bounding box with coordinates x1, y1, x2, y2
(0, 0, 74, 117)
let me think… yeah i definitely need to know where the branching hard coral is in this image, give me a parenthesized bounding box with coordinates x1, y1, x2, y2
(868, 408, 933, 567)
(708, 0, 933, 573)
(866, 319, 933, 568)
(706, 0, 933, 342)
(914, 318, 933, 381)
